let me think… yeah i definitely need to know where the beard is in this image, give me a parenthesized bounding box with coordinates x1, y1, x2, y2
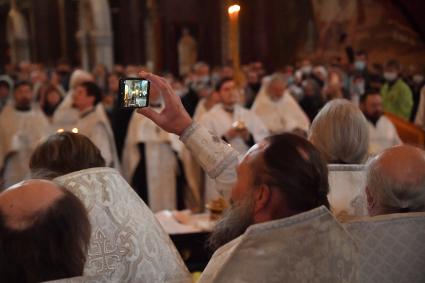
(207, 193, 256, 253)
(365, 112, 382, 126)
(15, 101, 31, 111)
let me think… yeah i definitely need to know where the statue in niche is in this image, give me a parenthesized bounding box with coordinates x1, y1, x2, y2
(178, 28, 198, 76)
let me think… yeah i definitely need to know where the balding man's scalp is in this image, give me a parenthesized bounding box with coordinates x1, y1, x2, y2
(0, 180, 65, 230)
(367, 145, 425, 215)
(0, 179, 91, 282)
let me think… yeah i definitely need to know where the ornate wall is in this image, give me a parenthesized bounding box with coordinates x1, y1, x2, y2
(0, 0, 424, 71)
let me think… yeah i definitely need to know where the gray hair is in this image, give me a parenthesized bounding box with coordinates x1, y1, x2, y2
(268, 73, 288, 86)
(69, 69, 93, 90)
(309, 99, 369, 164)
(366, 156, 425, 215)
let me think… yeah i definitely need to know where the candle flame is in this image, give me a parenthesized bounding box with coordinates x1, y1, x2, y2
(71, 128, 79, 133)
(228, 4, 240, 15)
(57, 128, 64, 133)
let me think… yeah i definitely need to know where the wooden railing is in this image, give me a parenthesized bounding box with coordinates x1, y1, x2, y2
(384, 112, 425, 148)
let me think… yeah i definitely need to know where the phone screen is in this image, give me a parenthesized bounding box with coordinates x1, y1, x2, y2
(119, 78, 150, 108)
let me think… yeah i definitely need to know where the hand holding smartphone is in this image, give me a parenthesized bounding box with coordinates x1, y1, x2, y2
(119, 78, 151, 108)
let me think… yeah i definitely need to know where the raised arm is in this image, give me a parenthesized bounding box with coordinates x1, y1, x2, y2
(137, 72, 239, 199)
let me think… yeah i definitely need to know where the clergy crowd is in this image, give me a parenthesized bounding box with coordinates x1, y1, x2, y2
(0, 52, 425, 282)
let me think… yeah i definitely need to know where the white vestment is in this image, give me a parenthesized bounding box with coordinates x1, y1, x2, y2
(251, 88, 310, 134)
(200, 104, 269, 154)
(180, 123, 239, 201)
(199, 104, 268, 202)
(0, 104, 51, 188)
(122, 109, 181, 212)
(193, 98, 208, 122)
(54, 167, 191, 283)
(74, 105, 120, 170)
(328, 164, 368, 218)
(368, 116, 402, 156)
(199, 206, 358, 283)
(179, 98, 210, 211)
(344, 212, 425, 283)
(52, 90, 80, 131)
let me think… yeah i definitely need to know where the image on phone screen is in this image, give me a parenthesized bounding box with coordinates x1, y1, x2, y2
(120, 78, 150, 108)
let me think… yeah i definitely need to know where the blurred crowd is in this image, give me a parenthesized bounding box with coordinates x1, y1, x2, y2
(0, 51, 424, 206)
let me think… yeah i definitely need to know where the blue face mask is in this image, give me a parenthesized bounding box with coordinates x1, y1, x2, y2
(287, 76, 294, 85)
(354, 61, 366, 71)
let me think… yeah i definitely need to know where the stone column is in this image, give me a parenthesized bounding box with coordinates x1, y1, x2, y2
(7, 3, 30, 65)
(76, 30, 90, 70)
(77, 0, 113, 71)
(90, 30, 113, 70)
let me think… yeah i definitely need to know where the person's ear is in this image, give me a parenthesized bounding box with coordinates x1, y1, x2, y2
(253, 184, 271, 214)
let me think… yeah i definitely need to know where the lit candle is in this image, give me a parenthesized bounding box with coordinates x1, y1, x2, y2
(71, 128, 79, 133)
(227, 4, 242, 85)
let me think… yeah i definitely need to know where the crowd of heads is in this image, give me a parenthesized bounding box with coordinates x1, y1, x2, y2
(0, 53, 424, 281)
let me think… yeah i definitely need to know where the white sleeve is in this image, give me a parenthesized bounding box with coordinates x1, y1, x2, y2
(249, 113, 270, 143)
(91, 123, 113, 166)
(390, 122, 403, 146)
(180, 123, 239, 199)
(288, 95, 310, 131)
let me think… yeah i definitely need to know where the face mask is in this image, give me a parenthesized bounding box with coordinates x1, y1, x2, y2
(413, 74, 424, 84)
(301, 66, 312, 75)
(287, 76, 294, 85)
(384, 72, 397, 82)
(354, 61, 366, 71)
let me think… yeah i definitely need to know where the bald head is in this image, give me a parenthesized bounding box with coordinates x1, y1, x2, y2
(366, 145, 425, 216)
(0, 180, 64, 230)
(0, 179, 91, 282)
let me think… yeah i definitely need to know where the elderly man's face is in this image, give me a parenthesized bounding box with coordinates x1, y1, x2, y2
(208, 142, 267, 251)
(267, 80, 286, 101)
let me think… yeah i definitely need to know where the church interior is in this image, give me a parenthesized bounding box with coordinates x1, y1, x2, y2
(0, 0, 425, 282)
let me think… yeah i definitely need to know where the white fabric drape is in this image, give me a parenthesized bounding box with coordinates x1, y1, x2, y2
(54, 167, 191, 283)
(122, 109, 180, 212)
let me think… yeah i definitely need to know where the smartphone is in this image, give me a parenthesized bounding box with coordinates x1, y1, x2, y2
(119, 78, 150, 108)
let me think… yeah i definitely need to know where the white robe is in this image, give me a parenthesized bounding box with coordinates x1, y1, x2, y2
(200, 104, 269, 154)
(179, 123, 239, 202)
(0, 104, 51, 188)
(74, 104, 120, 170)
(368, 116, 402, 156)
(182, 98, 211, 211)
(178, 126, 357, 282)
(328, 164, 368, 218)
(199, 104, 269, 202)
(54, 167, 191, 283)
(198, 207, 357, 283)
(251, 88, 310, 134)
(122, 109, 181, 212)
(52, 90, 80, 131)
(193, 98, 208, 122)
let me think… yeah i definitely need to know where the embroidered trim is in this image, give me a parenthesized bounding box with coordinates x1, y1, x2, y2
(179, 122, 200, 143)
(208, 145, 239, 178)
